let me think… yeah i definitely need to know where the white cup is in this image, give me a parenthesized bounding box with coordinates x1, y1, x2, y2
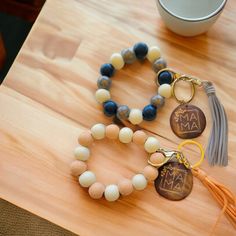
(156, 0, 227, 37)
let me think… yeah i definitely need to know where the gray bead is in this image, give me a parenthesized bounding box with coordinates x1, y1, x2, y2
(97, 76, 112, 90)
(117, 105, 130, 120)
(152, 58, 167, 73)
(121, 48, 136, 64)
(151, 94, 165, 108)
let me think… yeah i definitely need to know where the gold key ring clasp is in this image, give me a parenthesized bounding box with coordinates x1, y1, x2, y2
(171, 75, 196, 104)
(148, 148, 182, 167)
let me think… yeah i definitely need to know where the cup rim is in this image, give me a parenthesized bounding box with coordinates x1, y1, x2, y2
(157, 0, 227, 22)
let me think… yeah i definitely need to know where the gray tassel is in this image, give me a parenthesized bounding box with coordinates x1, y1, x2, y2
(203, 81, 228, 166)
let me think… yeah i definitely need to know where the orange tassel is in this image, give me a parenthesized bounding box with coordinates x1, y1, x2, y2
(192, 168, 236, 235)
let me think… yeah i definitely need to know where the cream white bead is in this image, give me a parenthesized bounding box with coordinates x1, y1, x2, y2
(91, 123, 105, 140)
(132, 174, 147, 190)
(110, 53, 124, 70)
(158, 84, 172, 98)
(119, 127, 133, 144)
(147, 46, 161, 63)
(128, 109, 143, 125)
(78, 171, 96, 188)
(104, 184, 120, 202)
(95, 89, 111, 103)
(144, 137, 160, 153)
(74, 146, 90, 161)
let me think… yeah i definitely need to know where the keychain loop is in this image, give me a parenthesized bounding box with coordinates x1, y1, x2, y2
(172, 75, 196, 104)
(177, 140, 204, 169)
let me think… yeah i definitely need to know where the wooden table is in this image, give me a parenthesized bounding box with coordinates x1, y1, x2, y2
(0, 0, 236, 235)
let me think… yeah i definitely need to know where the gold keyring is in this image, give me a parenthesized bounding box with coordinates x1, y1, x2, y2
(177, 140, 204, 169)
(172, 75, 195, 104)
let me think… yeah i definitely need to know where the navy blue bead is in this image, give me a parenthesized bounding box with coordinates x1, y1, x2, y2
(103, 100, 118, 117)
(142, 105, 157, 121)
(157, 71, 172, 85)
(100, 63, 115, 77)
(133, 42, 148, 60)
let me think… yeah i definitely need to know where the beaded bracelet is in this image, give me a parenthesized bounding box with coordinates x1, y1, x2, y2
(95, 42, 174, 125)
(70, 123, 162, 201)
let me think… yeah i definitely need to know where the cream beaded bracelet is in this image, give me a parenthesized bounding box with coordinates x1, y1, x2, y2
(70, 123, 162, 201)
(69, 124, 236, 232)
(95, 42, 174, 125)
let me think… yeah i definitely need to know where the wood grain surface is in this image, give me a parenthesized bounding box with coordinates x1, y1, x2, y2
(0, 0, 236, 235)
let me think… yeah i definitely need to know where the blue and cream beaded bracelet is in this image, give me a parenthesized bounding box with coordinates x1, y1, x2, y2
(95, 42, 174, 125)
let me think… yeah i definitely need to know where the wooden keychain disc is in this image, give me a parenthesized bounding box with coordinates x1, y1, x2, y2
(154, 162, 193, 201)
(170, 104, 206, 139)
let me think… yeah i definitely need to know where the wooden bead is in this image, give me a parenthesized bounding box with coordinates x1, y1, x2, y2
(91, 123, 105, 140)
(88, 182, 105, 199)
(143, 165, 158, 181)
(158, 84, 172, 98)
(105, 124, 120, 139)
(95, 89, 111, 103)
(104, 184, 120, 202)
(110, 53, 124, 70)
(147, 46, 161, 63)
(132, 130, 147, 145)
(132, 174, 147, 190)
(119, 127, 133, 144)
(74, 146, 90, 161)
(128, 109, 143, 125)
(149, 152, 165, 165)
(144, 137, 160, 153)
(70, 160, 87, 176)
(118, 179, 134, 196)
(78, 131, 93, 147)
(78, 171, 96, 188)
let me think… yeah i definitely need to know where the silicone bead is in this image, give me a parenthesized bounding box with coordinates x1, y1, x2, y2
(100, 63, 115, 77)
(104, 184, 120, 202)
(132, 130, 148, 145)
(70, 160, 87, 176)
(157, 71, 173, 85)
(89, 182, 105, 199)
(128, 109, 143, 125)
(118, 179, 134, 196)
(110, 53, 125, 70)
(105, 124, 120, 139)
(132, 174, 147, 190)
(150, 94, 165, 108)
(121, 48, 136, 64)
(119, 127, 133, 144)
(142, 104, 157, 121)
(74, 146, 90, 161)
(149, 152, 166, 165)
(133, 42, 148, 60)
(158, 84, 172, 98)
(147, 46, 161, 63)
(97, 76, 112, 90)
(144, 137, 160, 153)
(91, 123, 105, 140)
(143, 165, 158, 181)
(79, 171, 96, 188)
(103, 100, 118, 117)
(78, 131, 93, 147)
(152, 58, 167, 73)
(116, 105, 130, 120)
(95, 89, 111, 103)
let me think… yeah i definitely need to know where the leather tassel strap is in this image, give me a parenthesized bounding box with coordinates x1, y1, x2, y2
(203, 81, 228, 166)
(192, 168, 236, 235)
